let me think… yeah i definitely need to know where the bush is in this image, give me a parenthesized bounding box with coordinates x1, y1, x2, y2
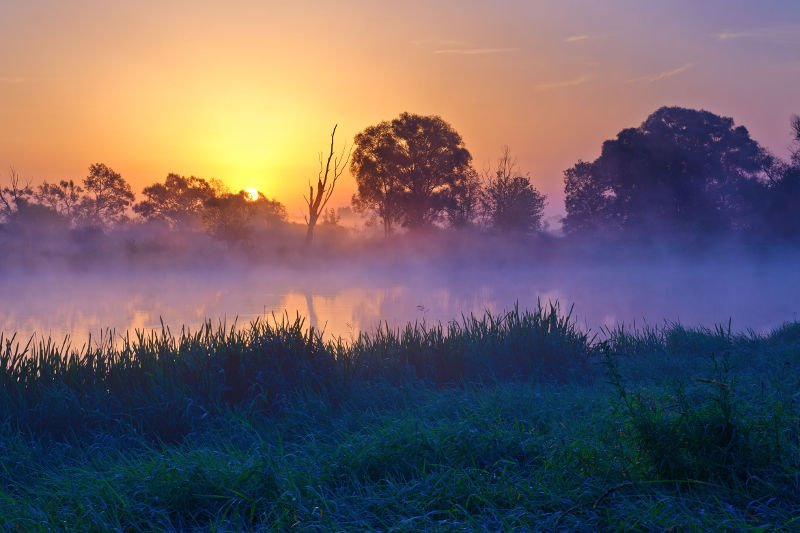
(603, 351, 784, 486)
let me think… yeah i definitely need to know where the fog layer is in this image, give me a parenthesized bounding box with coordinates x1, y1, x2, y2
(2, 246, 797, 345)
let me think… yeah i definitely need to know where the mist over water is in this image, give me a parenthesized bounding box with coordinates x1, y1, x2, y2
(3, 250, 798, 346)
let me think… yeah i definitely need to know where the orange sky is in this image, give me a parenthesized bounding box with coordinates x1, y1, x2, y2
(1, 0, 799, 224)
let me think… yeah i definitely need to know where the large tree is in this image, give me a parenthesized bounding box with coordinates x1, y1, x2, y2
(80, 163, 135, 228)
(562, 107, 771, 237)
(351, 112, 473, 235)
(133, 174, 217, 229)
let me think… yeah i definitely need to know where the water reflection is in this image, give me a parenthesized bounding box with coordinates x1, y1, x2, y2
(1, 261, 798, 347)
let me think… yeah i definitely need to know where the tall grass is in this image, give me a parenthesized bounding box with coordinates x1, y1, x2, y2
(0, 302, 590, 440)
(1, 304, 798, 529)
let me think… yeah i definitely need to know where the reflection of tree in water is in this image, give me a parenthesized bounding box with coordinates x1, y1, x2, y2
(2, 262, 799, 344)
(304, 292, 319, 333)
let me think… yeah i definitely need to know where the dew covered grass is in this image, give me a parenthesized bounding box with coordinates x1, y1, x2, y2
(0, 304, 797, 530)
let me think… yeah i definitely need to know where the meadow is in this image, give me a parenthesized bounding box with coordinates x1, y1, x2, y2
(0, 303, 797, 531)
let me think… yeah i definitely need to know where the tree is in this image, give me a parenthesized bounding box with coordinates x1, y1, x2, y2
(760, 116, 800, 240)
(35, 179, 84, 224)
(481, 147, 546, 233)
(202, 190, 286, 241)
(80, 163, 135, 228)
(320, 207, 340, 226)
(133, 174, 217, 229)
(563, 161, 614, 235)
(304, 124, 350, 245)
(4, 201, 70, 237)
(562, 107, 771, 238)
(0, 167, 33, 222)
(350, 121, 403, 237)
(445, 167, 482, 228)
(351, 112, 473, 235)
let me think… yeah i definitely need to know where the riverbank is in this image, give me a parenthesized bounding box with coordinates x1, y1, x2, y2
(0, 306, 797, 530)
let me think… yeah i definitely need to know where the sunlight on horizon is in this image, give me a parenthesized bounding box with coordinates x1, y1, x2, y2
(1, 1, 798, 218)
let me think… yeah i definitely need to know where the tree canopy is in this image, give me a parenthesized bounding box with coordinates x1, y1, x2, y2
(563, 107, 771, 237)
(482, 147, 546, 233)
(351, 112, 473, 234)
(133, 174, 218, 229)
(81, 163, 135, 228)
(35, 180, 83, 223)
(202, 191, 287, 241)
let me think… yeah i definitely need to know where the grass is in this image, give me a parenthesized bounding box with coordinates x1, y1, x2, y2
(0, 303, 798, 530)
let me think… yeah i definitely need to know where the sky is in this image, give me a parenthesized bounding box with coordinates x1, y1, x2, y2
(1, 0, 799, 224)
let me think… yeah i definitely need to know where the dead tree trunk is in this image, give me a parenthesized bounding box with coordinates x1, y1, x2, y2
(304, 124, 350, 246)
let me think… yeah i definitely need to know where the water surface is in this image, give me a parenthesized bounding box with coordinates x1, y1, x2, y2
(2, 258, 797, 346)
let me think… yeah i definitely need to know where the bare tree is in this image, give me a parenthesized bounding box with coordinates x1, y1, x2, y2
(0, 167, 33, 221)
(304, 124, 351, 245)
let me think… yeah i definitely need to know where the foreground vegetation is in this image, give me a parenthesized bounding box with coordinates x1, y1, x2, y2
(0, 304, 798, 530)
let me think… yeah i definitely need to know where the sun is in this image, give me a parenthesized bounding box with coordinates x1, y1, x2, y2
(244, 188, 260, 202)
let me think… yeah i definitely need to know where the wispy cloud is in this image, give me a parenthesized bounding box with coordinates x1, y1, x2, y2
(562, 33, 604, 44)
(714, 26, 800, 43)
(412, 38, 469, 47)
(535, 75, 593, 92)
(627, 62, 695, 83)
(563, 34, 592, 43)
(433, 47, 519, 55)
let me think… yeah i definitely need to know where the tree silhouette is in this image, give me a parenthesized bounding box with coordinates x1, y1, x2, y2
(761, 116, 800, 241)
(351, 113, 473, 234)
(35, 180, 84, 224)
(0, 167, 32, 221)
(304, 124, 350, 246)
(562, 107, 771, 238)
(5, 201, 70, 237)
(445, 168, 482, 228)
(134, 174, 217, 229)
(202, 191, 286, 241)
(481, 147, 546, 233)
(320, 207, 340, 226)
(350, 121, 403, 237)
(80, 163, 135, 228)
(563, 161, 613, 235)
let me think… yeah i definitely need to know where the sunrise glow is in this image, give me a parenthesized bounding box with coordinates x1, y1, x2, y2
(2, 3, 800, 528)
(244, 188, 260, 202)
(1, 1, 798, 222)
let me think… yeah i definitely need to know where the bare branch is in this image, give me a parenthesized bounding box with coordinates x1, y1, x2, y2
(303, 124, 348, 246)
(0, 166, 33, 216)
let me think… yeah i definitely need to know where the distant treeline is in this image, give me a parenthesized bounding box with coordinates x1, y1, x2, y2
(1, 106, 799, 255)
